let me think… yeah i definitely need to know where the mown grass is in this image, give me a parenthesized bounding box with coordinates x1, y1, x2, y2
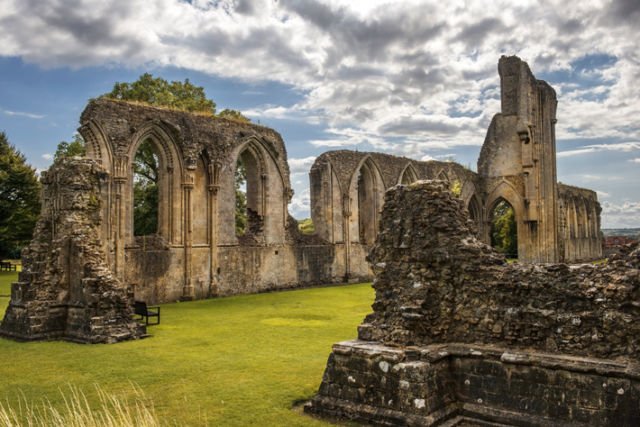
(0, 271, 373, 426)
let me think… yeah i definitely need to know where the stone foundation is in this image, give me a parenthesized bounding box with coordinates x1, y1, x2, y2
(307, 180, 639, 425)
(306, 340, 640, 426)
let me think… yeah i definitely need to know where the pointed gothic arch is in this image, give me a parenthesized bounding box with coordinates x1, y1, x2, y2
(399, 163, 419, 185)
(124, 123, 184, 246)
(349, 156, 385, 245)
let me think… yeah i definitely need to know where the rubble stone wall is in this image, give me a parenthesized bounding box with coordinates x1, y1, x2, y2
(0, 159, 145, 343)
(307, 180, 640, 425)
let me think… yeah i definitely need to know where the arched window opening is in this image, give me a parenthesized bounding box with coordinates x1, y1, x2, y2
(357, 163, 378, 245)
(235, 156, 247, 236)
(235, 148, 264, 241)
(133, 139, 160, 236)
(437, 170, 449, 182)
(400, 165, 418, 185)
(467, 197, 481, 231)
(490, 198, 518, 259)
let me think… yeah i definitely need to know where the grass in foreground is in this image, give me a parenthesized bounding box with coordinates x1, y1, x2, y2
(0, 272, 373, 426)
(0, 385, 159, 427)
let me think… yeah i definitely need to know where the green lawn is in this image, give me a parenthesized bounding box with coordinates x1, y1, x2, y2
(0, 272, 374, 426)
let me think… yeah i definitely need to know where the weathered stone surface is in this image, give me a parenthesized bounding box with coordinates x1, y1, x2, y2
(307, 340, 640, 426)
(361, 181, 639, 359)
(0, 158, 145, 343)
(306, 180, 640, 425)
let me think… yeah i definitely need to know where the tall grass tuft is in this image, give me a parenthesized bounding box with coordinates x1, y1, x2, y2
(0, 384, 164, 427)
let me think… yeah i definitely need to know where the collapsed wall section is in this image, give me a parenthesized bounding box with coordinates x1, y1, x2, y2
(307, 181, 640, 426)
(0, 159, 145, 343)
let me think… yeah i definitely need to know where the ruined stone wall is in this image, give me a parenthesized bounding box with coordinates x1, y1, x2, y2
(559, 183, 603, 262)
(310, 150, 481, 280)
(360, 181, 637, 358)
(76, 99, 350, 304)
(307, 181, 640, 426)
(312, 56, 602, 264)
(0, 159, 144, 343)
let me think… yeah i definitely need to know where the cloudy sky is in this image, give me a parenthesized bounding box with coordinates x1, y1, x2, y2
(1, 0, 639, 227)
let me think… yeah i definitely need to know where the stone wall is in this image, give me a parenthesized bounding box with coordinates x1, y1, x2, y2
(76, 98, 365, 305)
(306, 181, 640, 425)
(559, 183, 603, 262)
(0, 159, 145, 343)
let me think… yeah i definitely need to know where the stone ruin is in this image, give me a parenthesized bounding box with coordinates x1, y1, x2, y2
(0, 158, 144, 343)
(310, 56, 602, 269)
(0, 55, 605, 343)
(306, 180, 640, 426)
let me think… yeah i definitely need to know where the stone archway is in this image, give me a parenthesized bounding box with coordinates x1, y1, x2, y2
(399, 163, 419, 185)
(350, 156, 385, 246)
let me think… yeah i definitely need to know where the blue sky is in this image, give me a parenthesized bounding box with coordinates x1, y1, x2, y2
(0, 0, 639, 227)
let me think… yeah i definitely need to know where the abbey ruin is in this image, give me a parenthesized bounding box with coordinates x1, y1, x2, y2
(306, 180, 639, 425)
(1, 56, 603, 343)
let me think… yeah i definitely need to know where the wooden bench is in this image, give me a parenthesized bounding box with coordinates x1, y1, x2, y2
(134, 301, 161, 325)
(0, 261, 16, 272)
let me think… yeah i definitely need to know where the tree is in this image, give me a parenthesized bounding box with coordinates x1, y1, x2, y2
(54, 133, 86, 161)
(490, 199, 517, 258)
(104, 73, 216, 115)
(133, 140, 160, 236)
(0, 132, 41, 258)
(235, 158, 247, 235)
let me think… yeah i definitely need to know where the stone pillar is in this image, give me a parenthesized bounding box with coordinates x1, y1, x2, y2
(181, 171, 195, 301)
(342, 194, 351, 281)
(113, 156, 128, 281)
(208, 162, 220, 296)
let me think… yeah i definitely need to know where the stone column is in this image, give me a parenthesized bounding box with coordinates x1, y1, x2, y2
(113, 156, 128, 281)
(181, 171, 195, 301)
(207, 162, 220, 297)
(342, 194, 351, 281)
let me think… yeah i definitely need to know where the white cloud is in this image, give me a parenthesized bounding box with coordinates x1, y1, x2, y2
(2, 0, 640, 223)
(557, 142, 640, 158)
(601, 200, 640, 228)
(288, 156, 316, 176)
(41, 153, 53, 160)
(2, 109, 44, 119)
(289, 187, 310, 218)
(631, 158, 640, 163)
(2, 0, 639, 150)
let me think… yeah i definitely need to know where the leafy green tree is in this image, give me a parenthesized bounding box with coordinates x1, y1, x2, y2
(133, 140, 159, 236)
(104, 73, 216, 115)
(0, 132, 41, 258)
(298, 218, 315, 235)
(490, 199, 517, 258)
(235, 158, 247, 235)
(54, 133, 86, 161)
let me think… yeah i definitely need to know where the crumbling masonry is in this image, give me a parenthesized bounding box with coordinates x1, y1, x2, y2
(305, 180, 640, 426)
(1, 56, 603, 343)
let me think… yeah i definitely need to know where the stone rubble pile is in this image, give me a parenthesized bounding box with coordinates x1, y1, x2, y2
(0, 158, 145, 343)
(359, 180, 639, 360)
